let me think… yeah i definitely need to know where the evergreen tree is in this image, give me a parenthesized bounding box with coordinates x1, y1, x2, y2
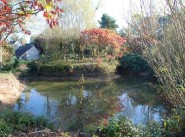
(99, 13, 118, 31)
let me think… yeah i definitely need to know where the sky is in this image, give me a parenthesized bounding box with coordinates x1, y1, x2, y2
(94, 0, 138, 29)
(28, 0, 140, 35)
(94, 0, 164, 29)
(18, 0, 165, 42)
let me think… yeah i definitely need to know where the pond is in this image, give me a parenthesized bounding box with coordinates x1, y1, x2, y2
(13, 77, 166, 132)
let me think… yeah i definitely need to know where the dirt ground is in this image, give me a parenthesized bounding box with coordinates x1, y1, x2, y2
(0, 73, 24, 105)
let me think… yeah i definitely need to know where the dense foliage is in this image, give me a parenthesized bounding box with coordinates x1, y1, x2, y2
(119, 53, 152, 75)
(81, 28, 126, 58)
(97, 108, 185, 137)
(0, 110, 53, 136)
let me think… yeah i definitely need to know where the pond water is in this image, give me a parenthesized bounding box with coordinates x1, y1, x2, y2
(13, 77, 166, 131)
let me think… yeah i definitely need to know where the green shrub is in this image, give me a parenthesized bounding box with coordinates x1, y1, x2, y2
(96, 110, 185, 137)
(98, 116, 141, 137)
(140, 122, 164, 137)
(97, 117, 163, 137)
(26, 61, 39, 76)
(0, 110, 53, 135)
(1, 56, 20, 73)
(119, 53, 152, 75)
(97, 60, 119, 75)
(163, 108, 185, 136)
(0, 119, 12, 136)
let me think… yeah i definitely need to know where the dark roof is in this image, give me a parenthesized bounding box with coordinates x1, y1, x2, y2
(9, 40, 16, 45)
(15, 43, 33, 58)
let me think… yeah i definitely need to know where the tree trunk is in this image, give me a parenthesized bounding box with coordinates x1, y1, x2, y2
(0, 46, 3, 68)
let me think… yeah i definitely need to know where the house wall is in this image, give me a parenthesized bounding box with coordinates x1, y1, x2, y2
(13, 41, 22, 51)
(25, 46, 40, 60)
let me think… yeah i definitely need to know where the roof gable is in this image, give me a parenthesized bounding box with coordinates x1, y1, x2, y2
(15, 43, 34, 58)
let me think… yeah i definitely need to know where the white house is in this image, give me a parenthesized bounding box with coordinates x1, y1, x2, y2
(12, 41, 22, 51)
(15, 43, 40, 60)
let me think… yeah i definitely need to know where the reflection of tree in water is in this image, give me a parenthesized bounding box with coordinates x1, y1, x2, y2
(45, 95, 51, 117)
(120, 86, 165, 124)
(15, 97, 24, 111)
(14, 77, 165, 131)
(15, 91, 30, 111)
(126, 87, 161, 106)
(57, 81, 121, 131)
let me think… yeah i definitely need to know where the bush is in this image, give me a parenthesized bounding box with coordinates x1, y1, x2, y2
(1, 56, 20, 73)
(26, 61, 39, 76)
(0, 110, 53, 135)
(96, 109, 185, 137)
(163, 108, 185, 136)
(119, 53, 152, 75)
(0, 119, 11, 136)
(97, 116, 141, 137)
(140, 122, 164, 137)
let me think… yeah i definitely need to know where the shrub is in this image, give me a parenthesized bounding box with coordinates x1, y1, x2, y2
(163, 108, 185, 136)
(1, 56, 20, 73)
(140, 122, 164, 137)
(0, 119, 11, 136)
(97, 116, 141, 137)
(26, 61, 39, 76)
(119, 53, 152, 75)
(0, 110, 53, 135)
(97, 60, 119, 75)
(96, 109, 185, 137)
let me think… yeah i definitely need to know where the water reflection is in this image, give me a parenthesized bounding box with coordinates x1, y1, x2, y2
(119, 93, 164, 125)
(14, 78, 166, 131)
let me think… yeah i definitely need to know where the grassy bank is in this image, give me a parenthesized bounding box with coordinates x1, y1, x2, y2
(25, 59, 118, 77)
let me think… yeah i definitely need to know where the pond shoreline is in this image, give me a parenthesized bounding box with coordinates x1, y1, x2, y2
(19, 74, 121, 82)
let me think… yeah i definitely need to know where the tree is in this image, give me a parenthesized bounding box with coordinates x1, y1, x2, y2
(0, 0, 63, 67)
(41, 0, 96, 61)
(81, 28, 126, 58)
(59, 0, 95, 32)
(127, 0, 185, 106)
(98, 14, 118, 31)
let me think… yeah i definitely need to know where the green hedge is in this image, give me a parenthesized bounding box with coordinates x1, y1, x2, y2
(26, 60, 117, 76)
(39, 64, 72, 75)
